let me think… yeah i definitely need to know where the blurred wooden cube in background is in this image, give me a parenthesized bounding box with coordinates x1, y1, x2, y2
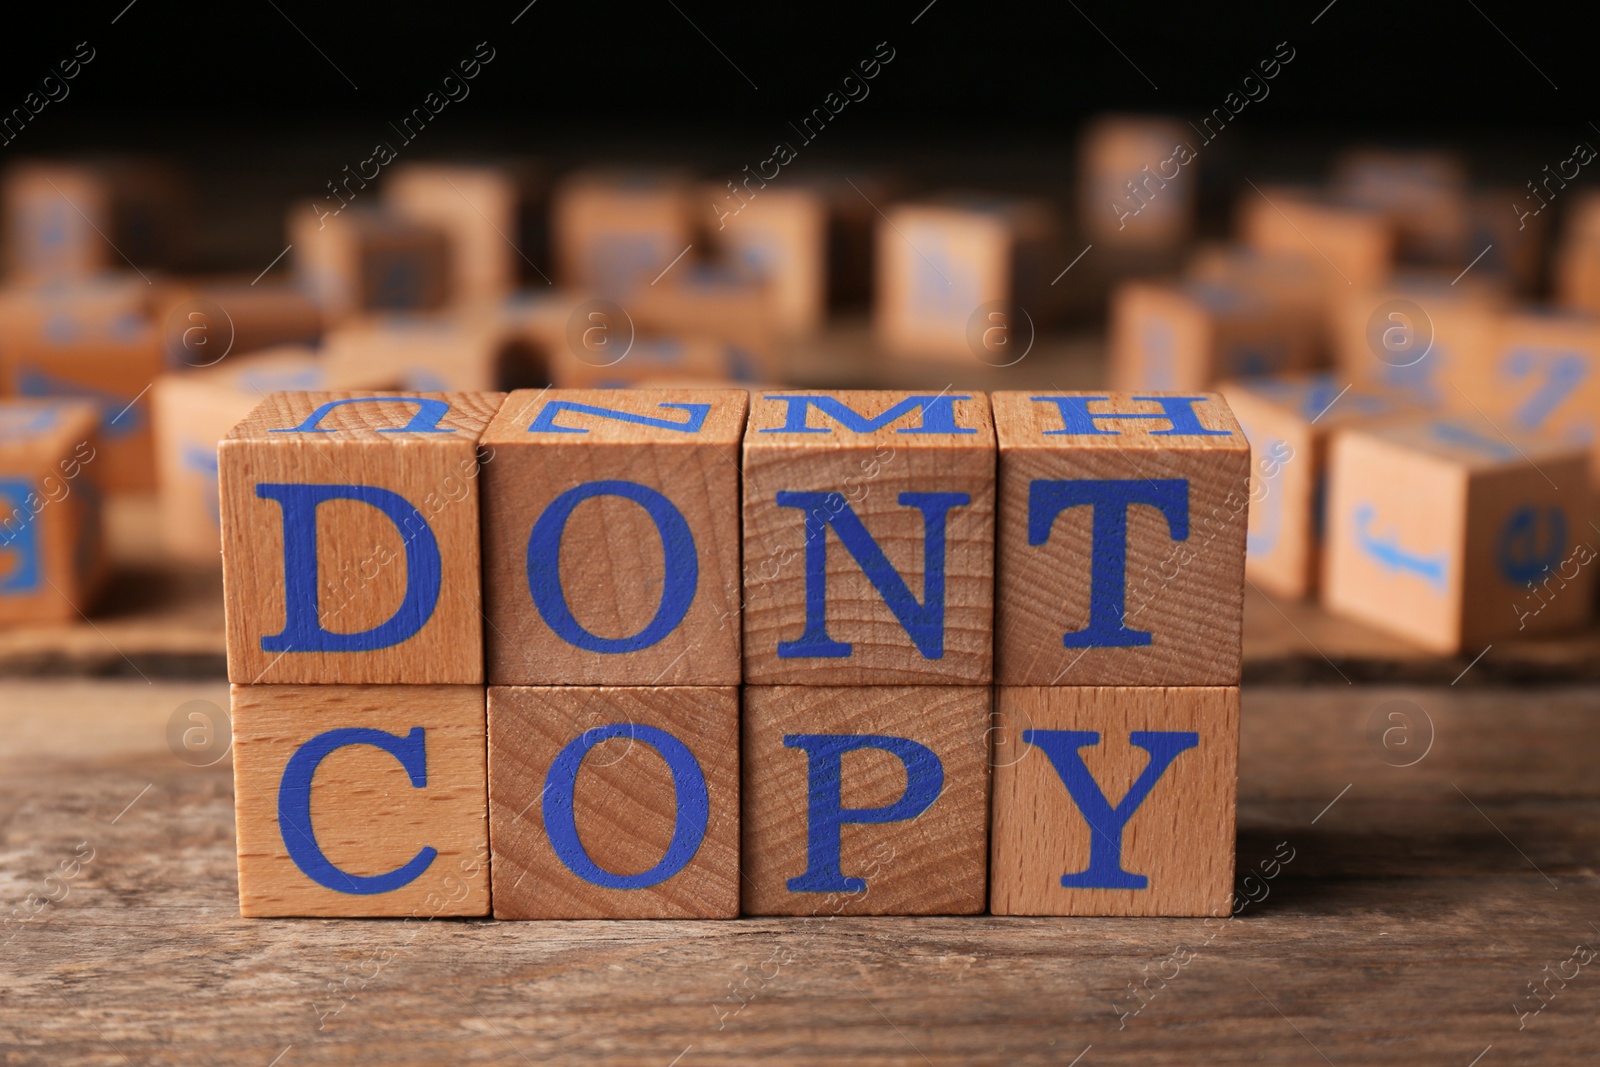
(290, 204, 453, 323)
(153, 280, 323, 369)
(3, 158, 187, 284)
(628, 263, 782, 376)
(1555, 190, 1600, 317)
(552, 170, 694, 297)
(0, 399, 105, 625)
(1333, 149, 1469, 268)
(1331, 274, 1506, 408)
(1078, 115, 1196, 250)
(1322, 414, 1594, 653)
(703, 185, 828, 335)
(1238, 185, 1394, 291)
(322, 311, 545, 393)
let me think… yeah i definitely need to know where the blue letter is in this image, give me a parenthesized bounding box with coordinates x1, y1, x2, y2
(1029, 479, 1188, 648)
(759, 394, 976, 435)
(1022, 729, 1198, 889)
(278, 726, 437, 894)
(257, 483, 442, 652)
(1034, 395, 1230, 437)
(526, 400, 710, 434)
(542, 723, 709, 889)
(775, 491, 969, 659)
(271, 396, 455, 434)
(526, 480, 698, 653)
(783, 734, 944, 893)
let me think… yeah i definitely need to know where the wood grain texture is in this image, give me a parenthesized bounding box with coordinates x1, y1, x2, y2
(487, 685, 739, 919)
(990, 685, 1238, 917)
(231, 683, 490, 918)
(993, 391, 1250, 686)
(0, 400, 105, 626)
(481, 389, 746, 686)
(1321, 415, 1594, 654)
(742, 390, 996, 685)
(3, 679, 1600, 1063)
(1221, 374, 1422, 600)
(741, 685, 990, 916)
(219, 391, 502, 685)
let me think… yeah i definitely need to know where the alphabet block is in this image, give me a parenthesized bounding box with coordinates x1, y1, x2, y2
(290, 204, 453, 322)
(1322, 415, 1594, 653)
(705, 184, 829, 334)
(1330, 275, 1505, 408)
(1221, 373, 1420, 600)
(1238, 186, 1394, 290)
(742, 390, 996, 685)
(383, 162, 528, 310)
(322, 312, 546, 393)
(1108, 279, 1322, 391)
(0, 278, 164, 492)
(627, 264, 782, 377)
(551, 170, 694, 296)
(1555, 190, 1600, 315)
(875, 197, 1058, 364)
(1078, 115, 1197, 249)
(1332, 149, 1469, 266)
(486, 685, 739, 919)
(990, 685, 1238, 917)
(153, 280, 323, 365)
(0, 400, 104, 625)
(992, 391, 1249, 686)
(231, 683, 490, 918)
(3, 159, 186, 283)
(480, 388, 747, 685)
(741, 685, 990, 916)
(219, 391, 502, 685)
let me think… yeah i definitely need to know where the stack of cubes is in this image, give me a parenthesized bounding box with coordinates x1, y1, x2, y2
(221, 389, 1248, 918)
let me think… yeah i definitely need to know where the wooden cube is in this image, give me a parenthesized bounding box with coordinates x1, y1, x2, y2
(741, 685, 990, 916)
(1331, 275, 1505, 408)
(1078, 115, 1197, 249)
(487, 685, 739, 919)
(1332, 149, 1469, 266)
(3, 159, 186, 282)
(990, 685, 1238, 917)
(1322, 415, 1595, 653)
(0, 278, 164, 492)
(1222, 373, 1421, 600)
(218, 391, 502, 685)
(742, 390, 996, 685)
(551, 170, 694, 296)
(875, 196, 1057, 364)
(1239, 186, 1394, 290)
(0, 400, 104, 625)
(480, 388, 746, 685)
(153, 280, 323, 367)
(290, 204, 453, 322)
(1554, 190, 1600, 314)
(231, 683, 490, 918)
(383, 162, 534, 310)
(1108, 279, 1322, 391)
(704, 184, 828, 334)
(1467, 187, 1547, 295)
(992, 391, 1249, 687)
(626, 264, 782, 377)
(321, 312, 546, 393)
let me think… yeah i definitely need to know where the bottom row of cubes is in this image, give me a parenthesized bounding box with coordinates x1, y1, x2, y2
(231, 685, 1238, 919)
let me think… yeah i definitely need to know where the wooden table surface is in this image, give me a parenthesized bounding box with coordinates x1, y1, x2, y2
(0, 679, 1595, 1065)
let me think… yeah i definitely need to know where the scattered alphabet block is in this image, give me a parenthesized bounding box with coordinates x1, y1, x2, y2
(218, 391, 502, 685)
(384, 162, 543, 309)
(627, 263, 783, 377)
(1238, 186, 1394, 290)
(1222, 373, 1421, 600)
(153, 280, 323, 366)
(322, 312, 546, 393)
(989, 685, 1238, 917)
(1322, 415, 1594, 653)
(3, 159, 186, 283)
(0, 400, 104, 626)
(290, 204, 453, 322)
(1078, 115, 1197, 249)
(231, 683, 490, 918)
(551, 170, 694, 295)
(480, 388, 747, 685)
(487, 685, 739, 919)
(991, 391, 1249, 686)
(705, 184, 829, 334)
(742, 390, 996, 685)
(1332, 149, 1469, 267)
(1330, 275, 1505, 408)
(741, 685, 990, 916)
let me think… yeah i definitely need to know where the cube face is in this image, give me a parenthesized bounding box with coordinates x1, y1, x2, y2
(877, 205, 1012, 361)
(741, 685, 990, 916)
(710, 187, 828, 334)
(1454, 312, 1600, 458)
(1109, 281, 1318, 392)
(321, 316, 534, 393)
(290, 208, 452, 321)
(0, 400, 104, 625)
(219, 391, 501, 685)
(384, 164, 521, 309)
(742, 391, 996, 685)
(480, 389, 747, 686)
(1078, 116, 1195, 248)
(993, 392, 1250, 687)
(990, 685, 1238, 917)
(487, 686, 739, 919)
(3, 164, 112, 282)
(1332, 281, 1503, 408)
(231, 683, 490, 918)
(1240, 189, 1394, 289)
(552, 173, 693, 295)
(1322, 417, 1592, 653)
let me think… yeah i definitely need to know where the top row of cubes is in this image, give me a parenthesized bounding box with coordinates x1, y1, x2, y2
(219, 390, 1250, 688)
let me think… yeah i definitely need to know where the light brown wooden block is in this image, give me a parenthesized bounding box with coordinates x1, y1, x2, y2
(992, 391, 1249, 687)
(1554, 190, 1600, 314)
(1332, 149, 1469, 266)
(231, 683, 489, 918)
(3, 158, 186, 282)
(1078, 114, 1197, 249)
(487, 685, 739, 919)
(990, 685, 1237, 917)
(742, 390, 995, 685)
(321, 312, 546, 393)
(1108, 279, 1322, 391)
(875, 196, 1057, 364)
(383, 162, 526, 309)
(1238, 186, 1394, 290)
(704, 184, 828, 334)
(626, 264, 782, 377)
(1330, 275, 1506, 409)
(0, 278, 164, 492)
(218, 391, 502, 685)
(1322, 415, 1594, 654)
(1467, 187, 1547, 295)
(480, 388, 746, 685)
(1221, 373, 1422, 600)
(551, 170, 694, 295)
(290, 204, 453, 322)
(153, 280, 323, 366)
(0, 399, 105, 625)
(741, 685, 989, 916)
